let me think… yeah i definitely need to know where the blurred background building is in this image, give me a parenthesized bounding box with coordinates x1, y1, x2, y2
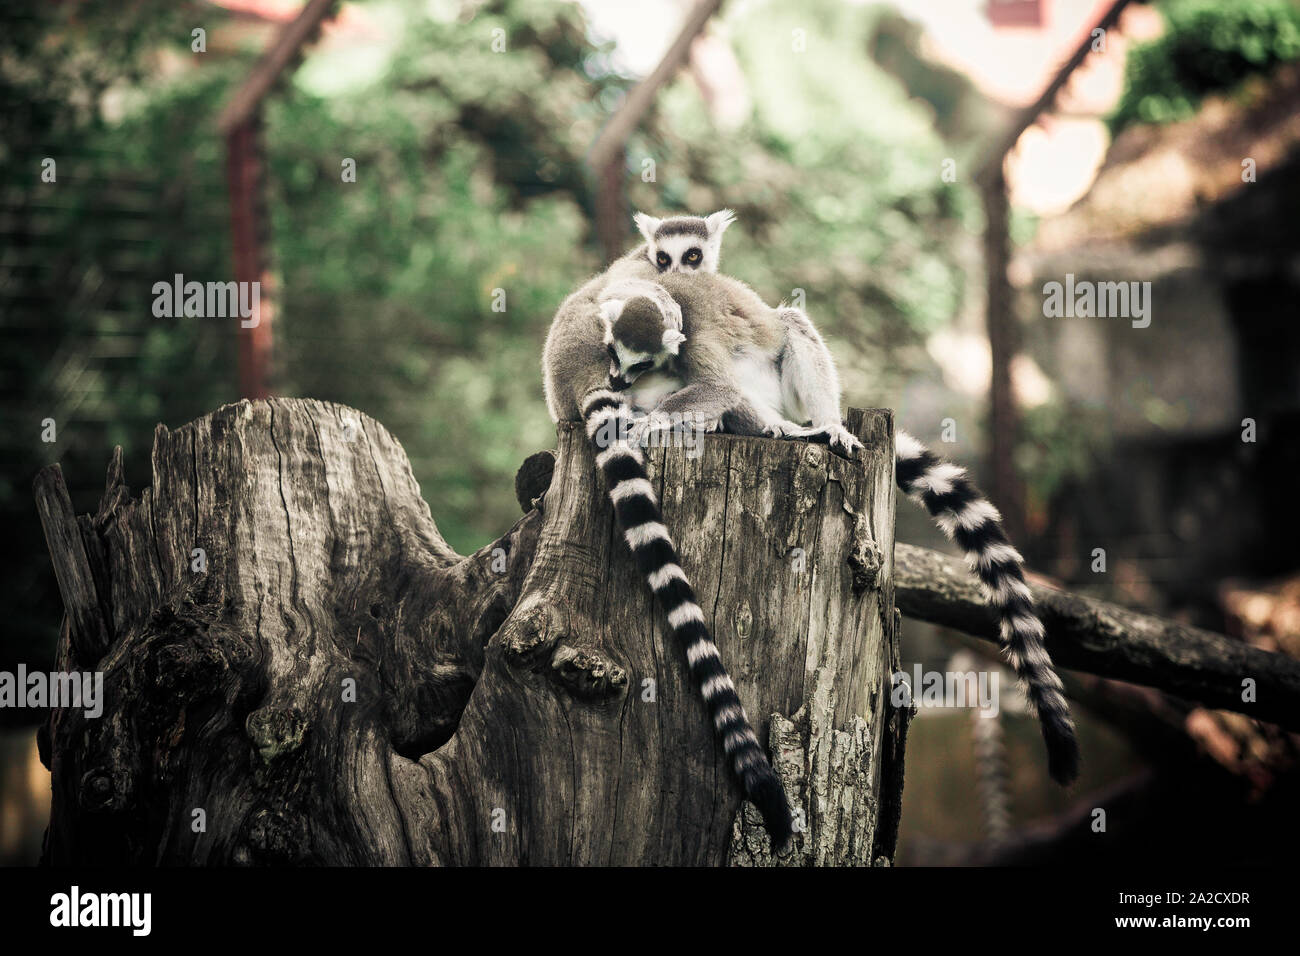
(3, 0, 1298, 864)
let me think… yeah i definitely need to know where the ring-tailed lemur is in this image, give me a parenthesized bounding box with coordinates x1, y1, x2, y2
(542, 224, 794, 850)
(600, 270, 1080, 784)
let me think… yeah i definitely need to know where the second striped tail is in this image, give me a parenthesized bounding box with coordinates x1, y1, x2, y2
(894, 430, 1080, 785)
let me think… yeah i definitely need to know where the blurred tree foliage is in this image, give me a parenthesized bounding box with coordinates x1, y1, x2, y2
(1111, 0, 1300, 132)
(1, 0, 966, 671)
(0, 0, 236, 684)
(265, 0, 967, 547)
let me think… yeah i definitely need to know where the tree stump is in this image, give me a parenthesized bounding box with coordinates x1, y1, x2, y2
(34, 398, 907, 866)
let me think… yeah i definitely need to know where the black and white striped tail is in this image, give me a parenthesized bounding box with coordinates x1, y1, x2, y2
(581, 388, 793, 849)
(895, 431, 1080, 784)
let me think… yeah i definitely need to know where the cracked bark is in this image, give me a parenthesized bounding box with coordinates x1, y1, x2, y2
(34, 399, 904, 865)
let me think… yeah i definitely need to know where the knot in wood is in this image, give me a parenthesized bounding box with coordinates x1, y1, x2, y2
(848, 515, 882, 592)
(245, 706, 308, 764)
(549, 644, 627, 700)
(79, 768, 129, 813)
(734, 601, 753, 640)
(500, 597, 563, 668)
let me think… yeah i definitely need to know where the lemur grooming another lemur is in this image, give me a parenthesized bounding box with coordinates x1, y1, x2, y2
(603, 271, 863, 457)
(542, 211, 1079, 849)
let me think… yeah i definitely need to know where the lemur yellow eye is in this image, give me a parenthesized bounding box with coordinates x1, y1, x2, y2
(685, 248, 701, 263)
(656, 251, 670, 267)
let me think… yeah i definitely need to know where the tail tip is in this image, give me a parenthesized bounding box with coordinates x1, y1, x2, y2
(1047, 730, 1081, 786)
(747, 769, 794, 853)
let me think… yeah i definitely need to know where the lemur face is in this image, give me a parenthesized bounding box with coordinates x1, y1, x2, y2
(605, 341, 656, 390)
(600, 296, 686, 390)
(633, 209, 735, 274)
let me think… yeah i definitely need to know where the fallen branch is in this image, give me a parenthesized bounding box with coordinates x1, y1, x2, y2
(894, 542, 1300, 731)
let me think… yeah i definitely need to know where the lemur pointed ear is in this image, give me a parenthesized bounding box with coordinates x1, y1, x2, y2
(599, 299, 623, 326)
(632, 212, 660, 245)
(661, 327, 687, 355)
(705, 208, 736, 239)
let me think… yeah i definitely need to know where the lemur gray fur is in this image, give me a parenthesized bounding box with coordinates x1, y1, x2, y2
(599, 249, 1080, 786)
(542, 213, 794, 849)
(599, 271, 863, 458)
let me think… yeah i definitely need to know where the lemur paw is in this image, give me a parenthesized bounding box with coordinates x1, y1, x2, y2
(630, 412, 672, 447)
(762, 419, 802, 439)
(633, 412, 722, 447)
(823, 424, 863, 458)
(786, 422, 860, 457)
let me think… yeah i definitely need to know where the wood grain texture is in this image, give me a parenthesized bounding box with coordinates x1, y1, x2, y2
(33, 464, 112, 664)
(37, 398, 903, 865)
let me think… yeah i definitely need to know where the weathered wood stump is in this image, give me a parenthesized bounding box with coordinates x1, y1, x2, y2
(34, 398, 907, 865)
